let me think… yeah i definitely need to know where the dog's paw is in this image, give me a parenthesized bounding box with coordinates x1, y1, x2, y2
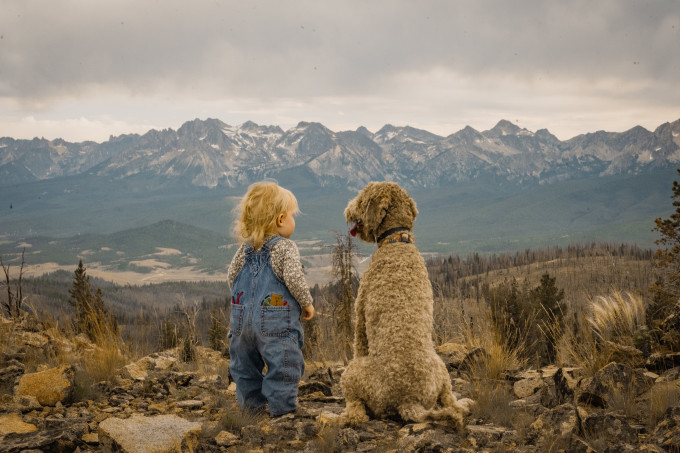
(339, 411, 369, 427)
(456, 397, 475, 415)
(339, 401, 370, 426)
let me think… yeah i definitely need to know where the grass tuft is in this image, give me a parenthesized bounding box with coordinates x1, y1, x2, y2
(549, 290, 647, 376)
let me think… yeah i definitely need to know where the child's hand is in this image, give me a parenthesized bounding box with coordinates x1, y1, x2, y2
(302, 305, 315, 321)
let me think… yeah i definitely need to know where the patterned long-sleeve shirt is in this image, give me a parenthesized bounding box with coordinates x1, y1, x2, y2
(227, 237, 314, 307)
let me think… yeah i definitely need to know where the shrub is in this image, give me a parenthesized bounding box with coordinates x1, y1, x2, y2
(551, 290, 647, 375)
(482, 274, 564, 366)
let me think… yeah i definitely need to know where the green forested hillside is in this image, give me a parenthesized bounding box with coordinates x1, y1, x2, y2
(0, 168, 675, 275)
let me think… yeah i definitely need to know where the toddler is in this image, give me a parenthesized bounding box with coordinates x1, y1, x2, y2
(227, 181, 315, 417)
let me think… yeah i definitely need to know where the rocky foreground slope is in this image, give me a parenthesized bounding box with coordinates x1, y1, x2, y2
(2, 313, 680, 452)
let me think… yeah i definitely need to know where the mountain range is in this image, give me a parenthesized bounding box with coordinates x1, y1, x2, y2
(2, 117, 679, 190)
(1, 117, 679, 277)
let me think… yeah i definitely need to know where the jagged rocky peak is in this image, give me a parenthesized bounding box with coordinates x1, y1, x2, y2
(654, 119, 680, 148)
(485, 119, 525, 138)
(238, 121, 284, 135)
(292, 121, 334, 135)
(355, 126, 374, 138)
(373, 124, 441, 144)
(535, 128, 560, 143)
(447, 125, 483, 142)
(177, 118, 228, 138)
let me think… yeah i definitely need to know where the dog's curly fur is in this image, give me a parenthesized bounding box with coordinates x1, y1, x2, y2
(340, 182, 471, 428)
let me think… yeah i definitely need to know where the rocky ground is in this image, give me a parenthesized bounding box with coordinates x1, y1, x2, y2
(2, 313, 680, 452)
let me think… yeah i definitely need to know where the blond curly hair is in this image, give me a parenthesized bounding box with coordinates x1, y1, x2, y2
(233, 181, 299, 250)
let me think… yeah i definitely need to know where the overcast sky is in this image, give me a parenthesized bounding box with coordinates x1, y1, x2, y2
(1, 0, 679, 142)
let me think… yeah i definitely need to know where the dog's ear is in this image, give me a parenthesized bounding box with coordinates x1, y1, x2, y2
(407, 192, 418, 221)
(363, 191, 391, 237)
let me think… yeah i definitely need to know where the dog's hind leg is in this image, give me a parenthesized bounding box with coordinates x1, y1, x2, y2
(426, 386, 470, 429)
(340, 399, 370, 426)
(424, 406, 464, 429)
(398, 402, 428, 423)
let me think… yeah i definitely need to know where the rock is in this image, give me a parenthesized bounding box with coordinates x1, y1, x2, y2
(98, 414, 202, 453)
(121, 357, 155, 381)
(650, 406, 680, 451)
(531, 403, 579, 438)
(513, 368, 543, 381)
(581, 411, 638, 445)
(554, 368, 575, 406)
(299, 381, 333, 397)
(577, 362, 634, 408)
(656, 366, 680, 382)
(215, 430, 239, 447)
(508, 398, 547, 417)
(514, 376, 544, 398)
(0, 361, 25, 392)
(16, 365, 74, 406)
(0, 413, 38, 436)
(17, 331, 49, 348)
(0, 422, 86, 452)
(632, 367, 657, 396)
(337, 427, 360, 449)
(307, 366, 334, 387)
(604, 340, 645, 368)
(459, 347, 489, 372)
(646, 352, 680, 372)
(82, 432, 99, 444)
(175, 399, 203, 409)
(467, 424, 514, 449)
(72, 333, 96, 351)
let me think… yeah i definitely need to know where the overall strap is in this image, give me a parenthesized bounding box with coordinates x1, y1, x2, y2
(244, 235, 283, 254)
(263, 235, 283, 250)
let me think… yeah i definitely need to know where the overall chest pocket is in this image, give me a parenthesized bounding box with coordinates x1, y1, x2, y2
(260, 305, 291, 337)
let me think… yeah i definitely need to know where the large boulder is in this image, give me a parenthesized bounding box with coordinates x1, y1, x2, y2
(576, 362, 653, 409)
(98, 414, 202, 453)
(0, 413, 38, 436)
(16, 365, 74, 406)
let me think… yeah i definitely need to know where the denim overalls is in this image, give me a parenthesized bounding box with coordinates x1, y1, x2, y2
(228, 235, 305, 416)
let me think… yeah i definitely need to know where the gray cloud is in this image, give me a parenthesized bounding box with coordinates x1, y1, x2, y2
(0, 0, 678, 140)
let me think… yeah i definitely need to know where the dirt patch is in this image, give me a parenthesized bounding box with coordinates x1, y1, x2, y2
(153, 247, 182, 256)
(21, 262, 228, 286)
(129, 259, 171, 269)
(19, 251, 371, 287)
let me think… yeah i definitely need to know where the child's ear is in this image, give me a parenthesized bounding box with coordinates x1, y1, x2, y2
(276, 213, 285, 227)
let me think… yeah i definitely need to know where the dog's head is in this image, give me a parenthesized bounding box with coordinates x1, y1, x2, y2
(344, 181, 418, 243)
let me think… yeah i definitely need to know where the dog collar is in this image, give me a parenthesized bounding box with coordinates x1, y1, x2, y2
(378, 227, 413, 247)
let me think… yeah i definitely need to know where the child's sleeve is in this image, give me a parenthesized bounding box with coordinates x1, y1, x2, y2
(227, 244, 246, 289)
(271, 240, 314, 307)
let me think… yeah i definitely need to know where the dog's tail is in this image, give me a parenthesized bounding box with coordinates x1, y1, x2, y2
(424, 393, 474, 429)
(424, 407, 463, 428)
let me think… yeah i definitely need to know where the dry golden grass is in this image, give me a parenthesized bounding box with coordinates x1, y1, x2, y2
(218, 401, 267, 431)
(649, 381, 680, 429)
(460, 303, 528, 380)
(468, 379, 516, 427)
(548, 290, 647, 376)
(452, 302, 530, 426)
(77, 307, 126, 383)
(588, 291, 645, 346)
(305, 422, 343, 453)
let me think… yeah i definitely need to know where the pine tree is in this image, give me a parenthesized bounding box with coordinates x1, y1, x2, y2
(332, 232, 358, 364)
(69, 260, 92, 332)
(530, 273, 565, 315)
(68, 260, 117, 342)
(649, 168, 680, 347)
(530, 273, 565, 364)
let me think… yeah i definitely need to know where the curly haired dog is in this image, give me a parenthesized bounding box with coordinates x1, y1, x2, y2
(340, 181, 471, 428)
